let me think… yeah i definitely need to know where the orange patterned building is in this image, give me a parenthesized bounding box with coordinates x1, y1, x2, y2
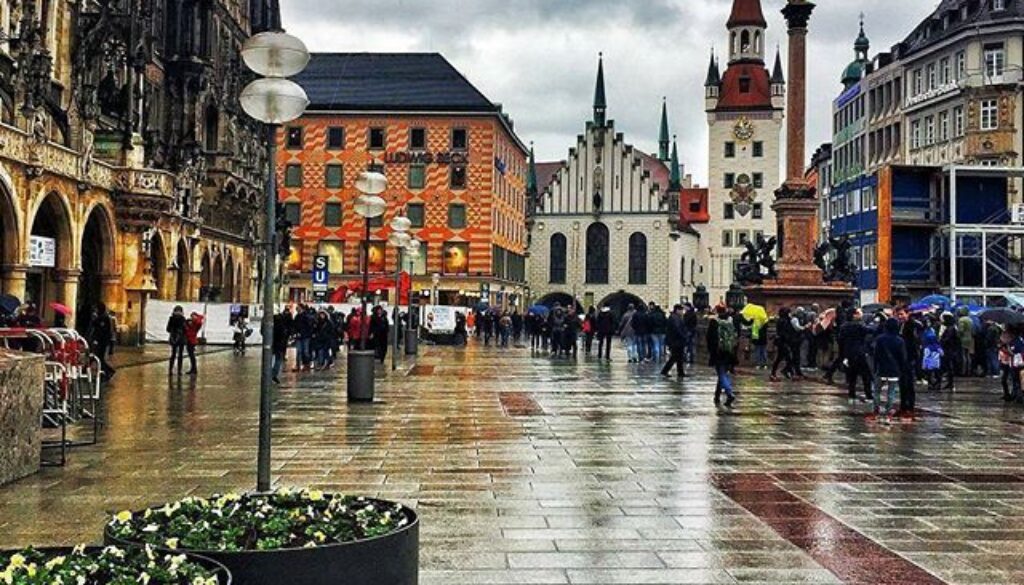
(280, 53, 529, 306)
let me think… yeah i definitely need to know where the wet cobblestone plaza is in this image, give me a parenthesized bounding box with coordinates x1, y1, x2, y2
(2, 343, 1024, 584)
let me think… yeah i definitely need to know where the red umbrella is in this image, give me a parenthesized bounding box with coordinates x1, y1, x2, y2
(50, 302, 72, 316)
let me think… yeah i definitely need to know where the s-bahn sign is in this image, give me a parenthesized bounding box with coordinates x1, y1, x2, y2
(383, 151, 470, 165)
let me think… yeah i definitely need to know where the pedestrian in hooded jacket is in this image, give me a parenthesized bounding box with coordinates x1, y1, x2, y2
(166, 306, 187, 375)
(873, 318, 908, 423)
(596, 306, 615, 361)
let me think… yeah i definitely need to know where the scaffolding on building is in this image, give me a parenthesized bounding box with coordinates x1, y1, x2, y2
(942, 165, 1024, 306)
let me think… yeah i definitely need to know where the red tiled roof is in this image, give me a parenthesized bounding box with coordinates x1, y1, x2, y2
(536, 162, 563, 193)
(728, 0, 767, 28)
(680, 188, 710, 225)
(716, 63, 773, 111)
(635, 150, 670, 193)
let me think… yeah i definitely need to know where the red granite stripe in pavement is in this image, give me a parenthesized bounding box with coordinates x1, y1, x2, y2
(499, 392, 545, 416)
(712, 473, 947, 585)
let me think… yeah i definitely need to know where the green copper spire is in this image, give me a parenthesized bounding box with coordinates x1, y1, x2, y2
(669, 136, 682, 191)
(658, 98, 670, 162)
(593, 53, 607, 126)
(527, 143, 538, 197)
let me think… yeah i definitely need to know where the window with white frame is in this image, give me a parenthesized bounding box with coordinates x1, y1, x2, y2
(939, 111, 949, 141)
(912, 69, 923, 95)
(981, 99, 998, 130)
(925, 116, 935, 145)
(940, 57, 951, 85)
(927, 63, 937, 90)
(994, 0, 1006, 11)
(954, 106, 965, 136)
(911, 119, 922, 149)
(956, 51, 966, 80)
(984, 44, 1005, 80)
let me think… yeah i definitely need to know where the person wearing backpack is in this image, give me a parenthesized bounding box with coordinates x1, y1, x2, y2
(873, 318, 909, 424)
(770, 307, 797, 382)
(707, 306, 737, 407)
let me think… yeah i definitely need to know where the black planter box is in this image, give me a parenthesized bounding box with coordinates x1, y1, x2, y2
(1, 547, 231, 584)
(105, 499, 419, 585)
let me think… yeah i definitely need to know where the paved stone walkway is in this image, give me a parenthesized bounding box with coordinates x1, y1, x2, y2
(2, 342, 1024, 584)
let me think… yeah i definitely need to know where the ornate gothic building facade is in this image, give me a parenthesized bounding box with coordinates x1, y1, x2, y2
(0, 0, 278, 340)
(526, 56, 699, 313)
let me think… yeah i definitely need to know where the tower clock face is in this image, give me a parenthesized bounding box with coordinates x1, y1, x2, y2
(733, 117, 755, 142)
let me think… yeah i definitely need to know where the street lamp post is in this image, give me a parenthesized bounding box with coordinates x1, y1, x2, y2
(404, 239, 421, 356)
(349, 172, 388, 402)
(239, 30, 310, 493)
(388, 216, 412, 372)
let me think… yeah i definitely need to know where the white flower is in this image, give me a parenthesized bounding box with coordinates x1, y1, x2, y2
(138, 571, 151, 584)
(44, 556, 66, 569)
(142, 524, 160, 533)
(165, 538, 180, 549)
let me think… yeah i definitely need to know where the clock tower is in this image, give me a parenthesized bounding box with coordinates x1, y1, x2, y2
(699, 0, 786, 303)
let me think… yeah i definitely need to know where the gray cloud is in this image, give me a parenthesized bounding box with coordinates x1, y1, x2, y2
(282, 0, 937, 184)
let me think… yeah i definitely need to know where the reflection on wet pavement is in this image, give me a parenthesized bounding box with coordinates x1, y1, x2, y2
(2, 343, 1024, 584)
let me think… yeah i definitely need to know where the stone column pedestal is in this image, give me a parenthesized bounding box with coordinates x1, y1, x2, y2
(0, 350, 45, 486)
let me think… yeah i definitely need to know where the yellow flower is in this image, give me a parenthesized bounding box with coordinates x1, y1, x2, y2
(44, 556, 66, 569)
(7, 554, 25, 569)
(165, 538, 180, 549)
(307, 490, 324, 501)
(114, 510, 133, 524)
(313, 531, 326, 542)
(26, 563, 36, 577)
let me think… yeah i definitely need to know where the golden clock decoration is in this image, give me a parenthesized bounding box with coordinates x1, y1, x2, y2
(733, 117, 755, 142)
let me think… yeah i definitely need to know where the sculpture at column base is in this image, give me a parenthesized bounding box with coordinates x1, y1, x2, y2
(743, 283, 856, 315)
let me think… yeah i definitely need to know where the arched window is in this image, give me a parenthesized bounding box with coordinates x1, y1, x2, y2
(549, 233, 567, 284)
(741, 30, 751, 53)
(754, 31, 762, 54)
(680, 256, 686, 285)
(628, 232, 647, 285)
(585, 223, 609, 284)
(204, 105, 219, 151)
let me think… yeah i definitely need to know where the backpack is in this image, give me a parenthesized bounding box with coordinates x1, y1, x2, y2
(922, 346, 943, 372)
(717, 321, 737, 355)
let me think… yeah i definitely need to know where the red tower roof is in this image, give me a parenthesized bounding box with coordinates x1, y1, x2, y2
(727, 0, 767, 28)
(716, 64, 773, 110)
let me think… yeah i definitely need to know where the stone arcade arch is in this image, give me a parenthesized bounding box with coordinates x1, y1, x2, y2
(27, 192, 74, 323)
(0, 175, 19, 295)
(200, 250, 212, 301)
(598, 291, 645, 324)
(175, 239, 192, 301)
(150, 231, 168, 300)
(78, 204, 117, 330)
(223, 253, 235, 302)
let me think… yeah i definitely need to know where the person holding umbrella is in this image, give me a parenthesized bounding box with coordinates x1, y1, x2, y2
(89, 303, 116, 380)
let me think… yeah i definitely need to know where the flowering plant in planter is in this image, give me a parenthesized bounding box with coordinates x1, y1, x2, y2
(106, 489, 412, 552)
(0, 544, 225, 584)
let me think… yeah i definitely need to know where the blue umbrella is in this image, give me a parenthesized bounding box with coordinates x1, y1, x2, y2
(528, 304, 550, 317)
(908, 302, 936, 313)
(0, 294, 20, 315)
(917, 294, 952, 309)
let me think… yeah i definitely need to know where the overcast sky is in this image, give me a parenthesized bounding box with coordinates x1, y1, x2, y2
(282, 0, 938, 185)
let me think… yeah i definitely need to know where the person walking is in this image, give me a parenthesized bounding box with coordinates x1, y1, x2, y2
(999, 326, 1024, 402)
(166, 306, 187, 376)
(634, 304, 652, 363)
(89, 303, 116, 380)
(292, 306, 315, 371)
(838, 309, 873, 402)
(873, 318, 908, 424)
(619, 304, 638, 363)
(370, 306, 390, 363)
(183, 311, 204, 375)
(957, 308, 976, 377)
(751, 317, 768, 369)
(770, 307, 797, 382)
(650, 304, 668, 364)
(454, 311, 468, 346)
(683, 304, 698, 365)
(499, 312, 512, 347)
(707, 307, 737, 407)
(596, 306, 614, 361)
(939, 312, 961, 390)
(313, 310, 336, 370)
(548, 307, 565, 356)
(661, 304, 687, 378)
(582, 307, 597, 355)
(511, 310, 523, 344)
(898, 311, 921, 416)
(272, 309, 291, 384)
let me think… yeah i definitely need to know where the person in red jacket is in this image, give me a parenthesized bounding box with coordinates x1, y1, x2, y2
(183, 312, 204, 375)
(347, 308, 367, 349)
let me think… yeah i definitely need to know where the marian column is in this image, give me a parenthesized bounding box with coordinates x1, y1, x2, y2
(745, 0, 855, 312)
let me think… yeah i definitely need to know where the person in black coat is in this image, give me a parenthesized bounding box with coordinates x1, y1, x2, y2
(939, 312, 961, 390)
(838, 309, 874, 400)
(874, 318, 909, 421)
(898, 313, 922, 413)
(770, 308, 797, 382)
(90, 303, 116, 380)
(661, 304, 687, 378)
(706, 308, 736, 407)
(370, 306, 390, 363)
(596, 307, 615, 361)
(166, 305, 188, 375)
(271, 309, 292, 383)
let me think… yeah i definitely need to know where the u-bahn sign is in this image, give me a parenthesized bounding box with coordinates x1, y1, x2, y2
(312, 255, 329, 292)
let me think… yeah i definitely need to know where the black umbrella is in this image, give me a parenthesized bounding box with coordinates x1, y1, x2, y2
(979, 308, 1024, 326)
(0, 294, 20, 315)
(862, 303, 892, 314)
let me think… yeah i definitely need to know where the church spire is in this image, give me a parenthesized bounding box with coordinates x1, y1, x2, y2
(669, 136, 682, 192)
(704, 48, 720, 87)
(593, 53, 607, 126)
(658, 98, 670, 162)
(527, 142, 538, 199)
(771, 47, 785, 85)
